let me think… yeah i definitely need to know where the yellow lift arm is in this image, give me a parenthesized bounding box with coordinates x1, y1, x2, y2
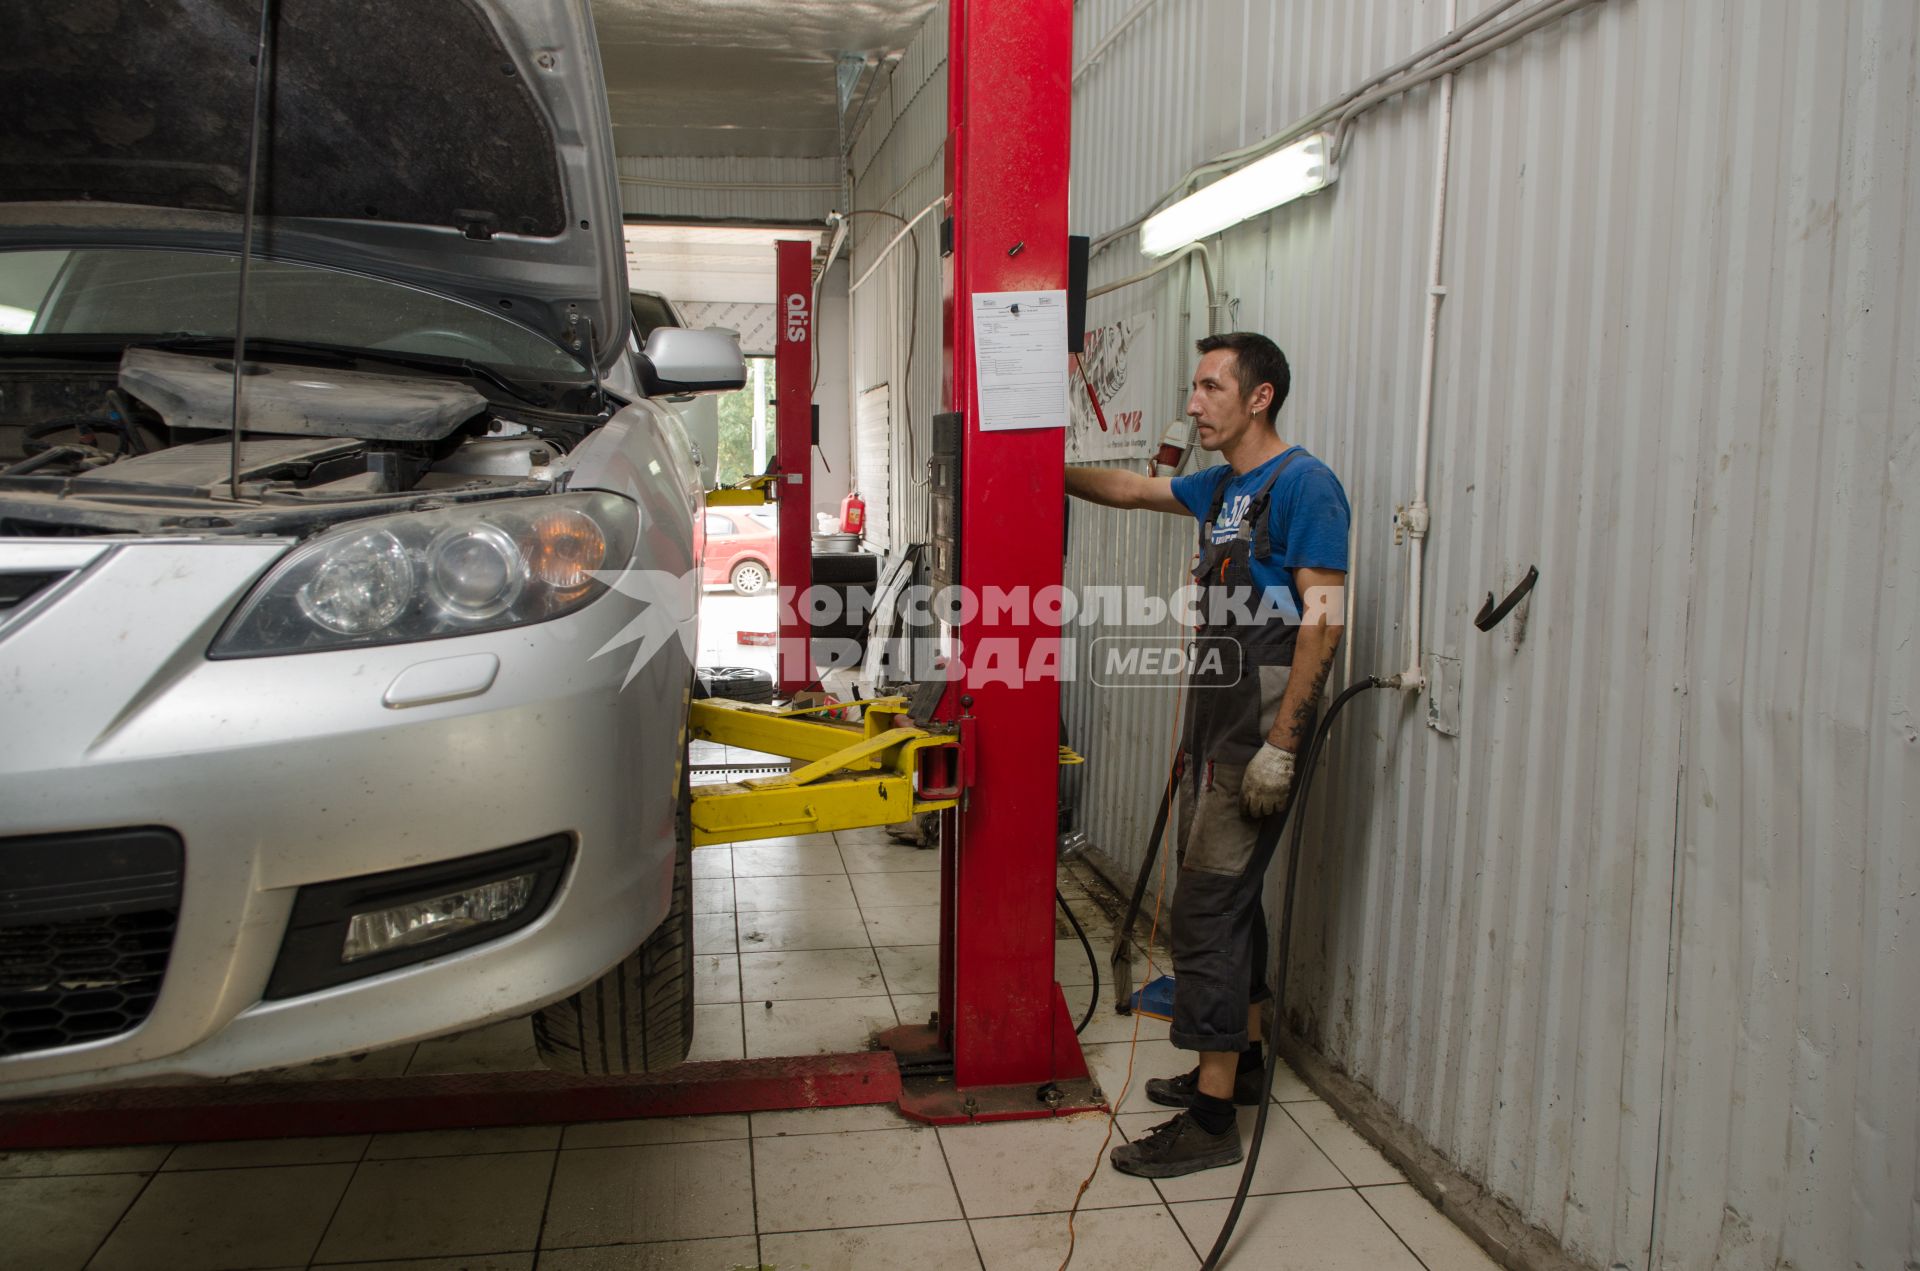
(686, 694, 1083, 845)
(686, 696, 961, 846)
(704, 473, 782, 506)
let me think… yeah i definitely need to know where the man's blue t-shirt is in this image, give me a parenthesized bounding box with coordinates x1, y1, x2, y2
(1170, 446, 1350, 618)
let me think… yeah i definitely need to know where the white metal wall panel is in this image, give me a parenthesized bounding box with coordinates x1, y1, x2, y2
(1655, 4, 1920, 1268)
(847, 1, 948, 554)
(617, 155, 839, 224)
(1055, 3, 1920, 1271)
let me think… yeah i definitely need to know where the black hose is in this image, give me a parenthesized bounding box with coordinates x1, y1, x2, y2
(5, 444, 103, 476)
(1109, 757, 1181, 1012)
(106, 390, 150, 456)
(1117, 772, 1176, 945)
(1201, 675, 1388, 1271)
(1057, 888, 1100, 1035)
(21, 416, 119, 456)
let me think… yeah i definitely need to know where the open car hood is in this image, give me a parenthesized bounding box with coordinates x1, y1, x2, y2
(0, 0, 629, 370)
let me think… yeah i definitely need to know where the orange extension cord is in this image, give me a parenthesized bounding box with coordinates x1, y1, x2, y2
(1057, 681, 1186, 1271)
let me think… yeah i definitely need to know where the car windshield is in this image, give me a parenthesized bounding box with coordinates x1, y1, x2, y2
(0, 248, 589, 381)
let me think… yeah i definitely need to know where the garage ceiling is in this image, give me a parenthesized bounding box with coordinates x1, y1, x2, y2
(591, 0, 939, 159)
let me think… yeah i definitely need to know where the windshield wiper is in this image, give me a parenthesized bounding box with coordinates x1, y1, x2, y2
(135, 336, 556, 408)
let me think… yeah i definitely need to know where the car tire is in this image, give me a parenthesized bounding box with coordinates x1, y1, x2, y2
(729, 559, 770, 596)
(532, 783, 695, 1076)
(700, 665, 774, 703)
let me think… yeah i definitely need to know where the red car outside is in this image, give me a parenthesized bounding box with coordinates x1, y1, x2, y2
(703, 507, 778, 594)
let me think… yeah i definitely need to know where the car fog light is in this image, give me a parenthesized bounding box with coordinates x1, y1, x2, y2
(342, 873, 536, 962)
(297, 530, 413, 634)
(427, 522, 526, 619)
(266, 836, 572, 999)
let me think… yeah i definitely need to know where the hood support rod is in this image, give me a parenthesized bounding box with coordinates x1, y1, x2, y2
(228, 0, 277, 500)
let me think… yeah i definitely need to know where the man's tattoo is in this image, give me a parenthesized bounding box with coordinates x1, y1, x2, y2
(1287, 658, 1334, 744)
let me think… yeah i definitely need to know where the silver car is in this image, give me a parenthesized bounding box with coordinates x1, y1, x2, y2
(0, 0, 740, 1095)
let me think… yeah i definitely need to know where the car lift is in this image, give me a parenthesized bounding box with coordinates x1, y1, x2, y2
(0, 0, 1093, 1150)
(685, 696, 965, 845)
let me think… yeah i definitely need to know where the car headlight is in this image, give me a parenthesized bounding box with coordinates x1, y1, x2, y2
(211, 492, 638, 657)
(426, 522, 527, 620)
(296, 529, 416, 634)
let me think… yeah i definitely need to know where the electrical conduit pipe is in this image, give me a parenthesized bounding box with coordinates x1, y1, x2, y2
(848, 197, 946, 295)
(1393, 0, 1458, 694)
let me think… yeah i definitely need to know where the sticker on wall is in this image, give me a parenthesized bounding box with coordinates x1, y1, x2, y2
(1068, 309, 1157, 462)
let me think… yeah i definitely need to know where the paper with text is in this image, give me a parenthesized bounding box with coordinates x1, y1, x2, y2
(971, 290, 1069, 432)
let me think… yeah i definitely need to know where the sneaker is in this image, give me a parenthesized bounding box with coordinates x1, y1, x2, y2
(1144, 1065, 1265, 1109)
(1109, 1111, 1243, 1178)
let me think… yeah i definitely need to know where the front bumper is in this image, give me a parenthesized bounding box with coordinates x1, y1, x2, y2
(0, 535, 692, 1098)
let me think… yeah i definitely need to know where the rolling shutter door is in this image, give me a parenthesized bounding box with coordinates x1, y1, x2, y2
(854, 383, 892, 551)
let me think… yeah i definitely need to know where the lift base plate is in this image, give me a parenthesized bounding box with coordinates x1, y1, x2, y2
(879, 990, 1107, 1126)
(0, 1054, 902, 1150)
(891, 1070, 1106, 1126)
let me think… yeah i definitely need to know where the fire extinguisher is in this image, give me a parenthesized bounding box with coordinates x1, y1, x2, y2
(839, 490, 867, 536)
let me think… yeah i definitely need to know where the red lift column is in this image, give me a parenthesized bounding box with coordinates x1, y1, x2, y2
(773, 239, 814, 695)
(883, 0, 1097, 1124)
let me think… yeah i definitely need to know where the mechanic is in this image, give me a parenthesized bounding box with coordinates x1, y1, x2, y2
(1064, 332, 1350, 1178)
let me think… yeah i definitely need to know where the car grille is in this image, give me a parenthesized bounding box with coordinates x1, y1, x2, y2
(0, 829, 183, 1058)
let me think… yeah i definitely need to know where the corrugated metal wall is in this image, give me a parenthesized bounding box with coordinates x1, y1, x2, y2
(1651, 5, 1919, 1267)
(847, 4, 948, 551)
(617, 155, 839, 224)
(844, 2, 1919, 1268)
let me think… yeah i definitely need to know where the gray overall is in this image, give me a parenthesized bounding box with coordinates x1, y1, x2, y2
(1169, 451, 1303, 1053)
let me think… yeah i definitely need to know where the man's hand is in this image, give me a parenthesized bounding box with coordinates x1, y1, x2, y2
(1242, 742, 1296, 819)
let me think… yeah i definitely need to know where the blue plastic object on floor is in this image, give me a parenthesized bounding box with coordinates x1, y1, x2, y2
(1130, 974, 1176, 1021)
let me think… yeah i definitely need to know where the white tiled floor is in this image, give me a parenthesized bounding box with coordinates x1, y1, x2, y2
(0, 826, 1499, 1270)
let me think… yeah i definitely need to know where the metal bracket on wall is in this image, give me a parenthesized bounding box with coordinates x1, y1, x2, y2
(1426, 653, 1462, 737)
(1474, 565, 1539, 631)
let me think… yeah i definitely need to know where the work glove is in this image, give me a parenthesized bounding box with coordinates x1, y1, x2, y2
(1241, 742, 1296, 819)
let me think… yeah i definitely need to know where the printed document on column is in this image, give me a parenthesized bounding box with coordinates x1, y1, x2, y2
(971, 290, 1069, 432)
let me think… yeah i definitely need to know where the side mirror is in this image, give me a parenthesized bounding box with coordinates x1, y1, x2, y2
(638, 328, 746, 396)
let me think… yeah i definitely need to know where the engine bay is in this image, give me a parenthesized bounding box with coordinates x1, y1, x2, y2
(0, 347, 604, 538)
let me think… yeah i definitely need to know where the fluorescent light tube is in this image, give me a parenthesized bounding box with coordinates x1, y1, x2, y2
(1139, 132, 1335, 257)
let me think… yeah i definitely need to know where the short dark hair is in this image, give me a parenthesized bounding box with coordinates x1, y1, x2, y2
(1195, 332, 1290, 424)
